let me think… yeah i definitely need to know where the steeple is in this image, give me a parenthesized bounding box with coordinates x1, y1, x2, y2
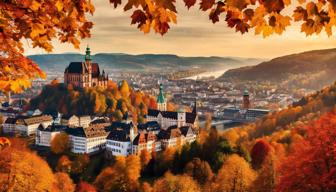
(192, 98, 197, 114)
(85, 45, 91, 61)
(157, 84, 167, 111)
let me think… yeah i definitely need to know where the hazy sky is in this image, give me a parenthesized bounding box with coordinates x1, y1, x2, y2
(24, 1, 336, 59)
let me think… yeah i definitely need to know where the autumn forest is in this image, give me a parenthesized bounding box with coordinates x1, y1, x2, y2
(1, 0, 336, 192)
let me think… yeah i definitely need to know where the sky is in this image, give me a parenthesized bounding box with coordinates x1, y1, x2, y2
(24, 1, 336, 59)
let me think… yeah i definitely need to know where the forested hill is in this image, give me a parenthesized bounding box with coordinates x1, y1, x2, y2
(28, 53, 263, 72)
(220, 48, 336, 90)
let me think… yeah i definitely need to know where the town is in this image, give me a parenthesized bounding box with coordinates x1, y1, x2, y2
(0, 47, 276, 157)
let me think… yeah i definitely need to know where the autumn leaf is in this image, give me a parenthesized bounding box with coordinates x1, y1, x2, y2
(184, 0, 197, 9)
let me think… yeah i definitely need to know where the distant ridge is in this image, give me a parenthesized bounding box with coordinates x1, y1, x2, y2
(28, 53, 264, 73)
(220, 48, 336, 89)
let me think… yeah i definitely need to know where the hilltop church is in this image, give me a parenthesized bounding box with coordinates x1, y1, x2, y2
(64, 46, 108, 88)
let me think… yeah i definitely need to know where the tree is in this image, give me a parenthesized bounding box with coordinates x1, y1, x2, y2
(251, 139, 272, 169)
(50, 133, 70, 154)
(76, 181, 97, 192)
(72, 154, 90, 174)
(0, 147, 56, 191)
(54, 172, 75, 192)
(184, 158, 214, 185)
(56, 155, 72, 173)
(276, 112, 336, 192)
(140, 149, 152, 169)
(0, 137, 11, 150)
(0, 0, 94, 93)
(212, 154, 256, 192)
(153, 172, 201, 192)
(119, 80, 131, 98)
(94, 155, 141, 192)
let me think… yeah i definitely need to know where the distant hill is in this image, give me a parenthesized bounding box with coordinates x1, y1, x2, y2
(28, 53, 263, 73)
(220, 48, 336, 89)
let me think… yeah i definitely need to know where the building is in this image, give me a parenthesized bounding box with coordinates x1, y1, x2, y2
(36, 124, 68, 147)
(157, 84, 167, 111)
(243, 89, 250, 109)
(2, 117, 17, 134)
(147, 84, 198, 129)
(64, 46, 108, 88)
(106, 129, 133, 157)
(15, 115, 53, 136)
(158, 126, 182, 149)
(66, 124, 108, 154)
(61, 114, 91, 128)
(132, 132, 161, 155)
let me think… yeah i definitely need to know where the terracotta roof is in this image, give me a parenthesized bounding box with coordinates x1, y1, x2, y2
(17, 115, 53, 126)
(133, 132, 157, 145)
(66, 124, 108, 138)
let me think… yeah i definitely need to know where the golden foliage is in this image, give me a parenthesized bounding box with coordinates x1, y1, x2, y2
(212, 154, 256, 192)
(54, 172, 75, 192)
(0, 0, 94, 93)
(50, 133, 70, 154)
(153, 172, 201, 192)
(0, 147, 56, 191)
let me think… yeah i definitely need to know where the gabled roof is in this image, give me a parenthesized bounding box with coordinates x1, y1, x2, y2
(66, 124, 108, 138)
(186, 112, 197, 124)
(158, 128, 181, 140)
(133, 132, 156, 145)
(107, 129, 130, 142)
(4, 117, 17, 124)
(138, 121, 161, 132)
(65, 62, 88, 74)
(38, 124, 68, 132)
(62, 114, 78, 120)
(16, 115, 53, 126)
(91, 63, 100, 78)
(179, 126, 194, 137)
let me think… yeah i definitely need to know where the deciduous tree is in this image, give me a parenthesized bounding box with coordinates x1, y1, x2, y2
(276, 112, 336, 192)
(184, 158, 214, 185)
(50, 133, 70, 154)
(54, 172, 75, 192)
(153, 172, 201, 192)
(0, 147, 55, 191)
(212, 154, 256, 192)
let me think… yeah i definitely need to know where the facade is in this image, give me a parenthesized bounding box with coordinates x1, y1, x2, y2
(132, 132, 161, 155)
(105, 122, 135, 157)
(2, 117, 17, 134)
(15, 115, 53, 136)
(36, 124, 68, 147)
(66, 125, 108, 154)
(64, 46, 108, 88)
(61, 114, 91, 128)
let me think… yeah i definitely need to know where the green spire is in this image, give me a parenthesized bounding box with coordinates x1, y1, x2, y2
(243, 89, 249, 96)
(157, 84, 165, 104)
(85, 45, 91, 61)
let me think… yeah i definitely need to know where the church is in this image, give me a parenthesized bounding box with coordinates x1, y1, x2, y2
(147, 84, 198, 129)
(64, 46, 108, 88)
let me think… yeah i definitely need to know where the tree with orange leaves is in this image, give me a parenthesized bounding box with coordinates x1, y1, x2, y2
(276, 112, 336, 192)
(50, 132, 70, 154)
(0, 147, 56, 191)
(54, 172, 75, 192)
(76, 181, 97, 192)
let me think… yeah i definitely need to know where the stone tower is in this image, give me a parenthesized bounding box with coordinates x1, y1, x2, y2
(243, 89, 250, 109)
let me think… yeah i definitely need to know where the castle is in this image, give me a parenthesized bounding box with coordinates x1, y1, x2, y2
(64, 46, 108, 88)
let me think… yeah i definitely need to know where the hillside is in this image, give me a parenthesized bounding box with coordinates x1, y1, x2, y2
(220, 48, 336, 89)
(28, 53, 263, 73)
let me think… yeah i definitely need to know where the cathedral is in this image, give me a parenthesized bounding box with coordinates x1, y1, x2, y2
(64, 46, 108, 88)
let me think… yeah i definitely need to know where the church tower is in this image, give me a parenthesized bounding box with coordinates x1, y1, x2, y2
(157, 84, 167, 111)
(243, 89, 250, 109)
(85, 45, 92, 87)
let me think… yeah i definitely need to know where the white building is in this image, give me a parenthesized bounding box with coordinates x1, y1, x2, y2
(66, 124, 108, 154)
(35, 124, 68, 147)
(132, 132, 161, 155)
(105, 122, 135, 157)
(2, 117, 17, 134)
(14, 115, 53, 136)
(61, 114, 91, 128)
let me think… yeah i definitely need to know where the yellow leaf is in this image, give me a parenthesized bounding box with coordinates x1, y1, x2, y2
(55, 0, 64, 12)
(30, 0, 41, 11)
(262, 25, 273, 37)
